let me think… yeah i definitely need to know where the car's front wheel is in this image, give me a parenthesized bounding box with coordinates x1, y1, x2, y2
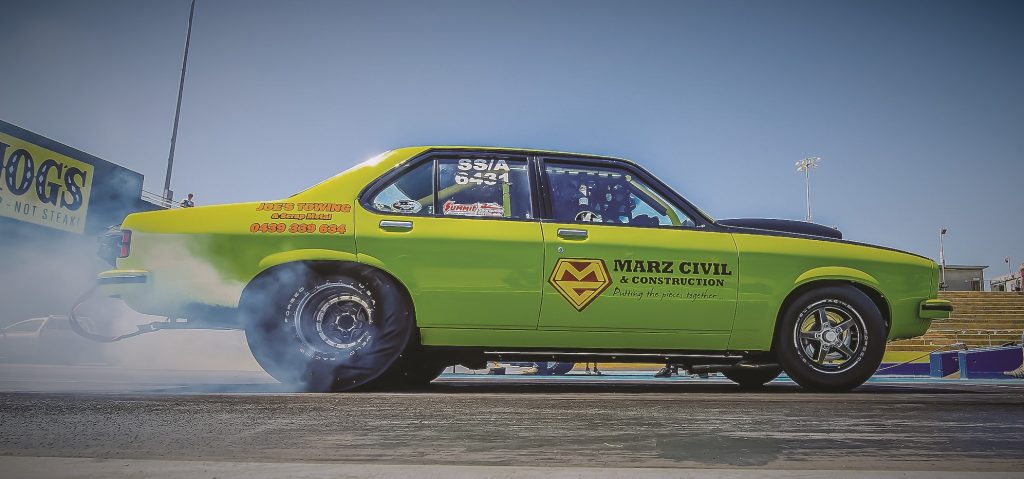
(243, 267, 414, 392)
(775, 285, 885, 392)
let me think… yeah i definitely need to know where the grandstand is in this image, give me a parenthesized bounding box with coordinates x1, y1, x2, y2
(887, 291, 1024, 353)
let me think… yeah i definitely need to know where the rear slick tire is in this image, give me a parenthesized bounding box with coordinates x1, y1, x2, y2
(243, 267, 414, 392)
(365, 331, 447, 390)
(775, 285, 885, 392)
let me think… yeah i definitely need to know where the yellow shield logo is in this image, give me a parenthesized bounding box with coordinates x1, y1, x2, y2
(548, 258, 612, 311)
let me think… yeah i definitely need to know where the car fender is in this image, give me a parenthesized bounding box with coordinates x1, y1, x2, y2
(793, 266, 881, 291)
(254, 250, 413, 309)
(256, 249, 361, 272)
(353, 252, 389, 273)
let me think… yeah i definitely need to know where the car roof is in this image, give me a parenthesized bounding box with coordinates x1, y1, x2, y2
(294, 146, 649, 204)
(399, 145, 626, 161)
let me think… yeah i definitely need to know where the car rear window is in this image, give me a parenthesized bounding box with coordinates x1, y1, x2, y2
(370, 161, 434, 216)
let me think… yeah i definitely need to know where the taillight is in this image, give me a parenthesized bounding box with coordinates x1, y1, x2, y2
(119, 230, 132, 258)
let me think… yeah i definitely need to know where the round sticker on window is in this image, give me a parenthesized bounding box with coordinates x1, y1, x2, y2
(575, 211, 602, 222)
(391, 199, 422, 213)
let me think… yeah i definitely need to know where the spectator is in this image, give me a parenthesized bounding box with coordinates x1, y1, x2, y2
(1004, 331, 1024, 378)
(1018, 262, 1023, 292)
(180, 193, 195, 208)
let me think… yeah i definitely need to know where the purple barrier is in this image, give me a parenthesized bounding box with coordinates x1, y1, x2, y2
(957, 346, 1024, 380)
(930, 350, 960, 377)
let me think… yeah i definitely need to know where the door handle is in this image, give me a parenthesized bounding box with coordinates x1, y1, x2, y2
(557, 228, 588, 239)
(379, 220, 413, 231)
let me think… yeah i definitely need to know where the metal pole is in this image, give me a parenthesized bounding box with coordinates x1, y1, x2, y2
(163, 0, 197, 203)
(805, 167, 811, 222)
(939, 228, 946, 290)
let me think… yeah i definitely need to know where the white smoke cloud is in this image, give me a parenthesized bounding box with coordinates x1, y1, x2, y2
(0, 224, 262, 374)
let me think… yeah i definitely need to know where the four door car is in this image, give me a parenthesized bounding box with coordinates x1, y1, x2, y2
(96, 147, 952, 391)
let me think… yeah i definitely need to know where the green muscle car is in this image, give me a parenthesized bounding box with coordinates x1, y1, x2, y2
(96, 147, 951, 391)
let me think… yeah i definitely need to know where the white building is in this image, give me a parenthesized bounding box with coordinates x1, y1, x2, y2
(942, 265, 988, 291)
(990, 262, 1023, 292)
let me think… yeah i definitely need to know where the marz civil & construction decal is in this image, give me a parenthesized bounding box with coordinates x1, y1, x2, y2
(0, 132, 93, 234)
(549, 258, 733, 310)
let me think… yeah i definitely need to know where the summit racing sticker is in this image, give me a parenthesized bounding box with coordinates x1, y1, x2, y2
(548, 258, 612, 311)
(442, 200, 504, 217)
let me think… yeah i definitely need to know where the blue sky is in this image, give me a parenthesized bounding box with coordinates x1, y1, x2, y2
(2, 0, 1022, 278)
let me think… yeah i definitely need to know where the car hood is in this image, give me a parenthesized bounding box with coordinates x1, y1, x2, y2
(716, 218, 842, 240)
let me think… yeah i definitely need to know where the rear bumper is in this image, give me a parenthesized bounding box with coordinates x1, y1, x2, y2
(97, 269, 150, 298)
(919, 298, 953, 320)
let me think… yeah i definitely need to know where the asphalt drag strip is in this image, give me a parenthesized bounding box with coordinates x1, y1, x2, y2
(1, 364, 1023, 477)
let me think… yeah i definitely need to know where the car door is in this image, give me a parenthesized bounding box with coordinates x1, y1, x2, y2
(537, 158, 739, 337)
(357, 151, 544, 329)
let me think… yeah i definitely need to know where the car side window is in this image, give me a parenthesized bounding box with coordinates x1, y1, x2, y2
(370, 161, 435, 215)
(544, 162, 695, 227)
(436, 156, 533, 220)
(5, 319, 44, 333)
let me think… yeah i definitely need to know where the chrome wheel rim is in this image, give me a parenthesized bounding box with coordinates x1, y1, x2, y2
(294, 284, 375, 355)
(314, 294, 372, 350)
(792, 300, 866, 374)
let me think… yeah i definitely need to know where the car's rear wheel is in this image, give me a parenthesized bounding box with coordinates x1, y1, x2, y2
(775, 284, 885, 392)
(243, 266, 414, 392)
(365, 331, 448, 390)
(722, 366, 782, 389)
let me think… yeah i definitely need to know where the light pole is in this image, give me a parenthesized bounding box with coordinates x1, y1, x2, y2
(939, 227, 948, 290)
(163, 0, 198, 204)
(795, 157, 821, 222)
(1007, 257, 1013, 277)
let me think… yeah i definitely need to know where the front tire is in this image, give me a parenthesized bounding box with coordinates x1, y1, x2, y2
(243, 267, 414, 392)
(775, 285, 885, 392)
